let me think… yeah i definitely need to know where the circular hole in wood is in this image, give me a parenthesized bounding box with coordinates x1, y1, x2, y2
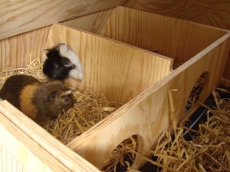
(185, 71, 209, 114)
(101, 134, 139, 172)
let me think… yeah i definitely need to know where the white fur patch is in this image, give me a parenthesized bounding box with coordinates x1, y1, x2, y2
(59, 44, 83, 80)
(61, 90, 72, 97)
(69, 69, 83, 80)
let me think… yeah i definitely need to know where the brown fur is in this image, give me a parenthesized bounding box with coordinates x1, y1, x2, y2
(0, 75, 75, 126)
(20, 84, 38, 119)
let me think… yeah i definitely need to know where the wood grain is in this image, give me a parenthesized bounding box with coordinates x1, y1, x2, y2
(0, 101, 100, 172)
(0, 26, 50, 71)
(98, 6, 227, 64)
(0, 3, 229, 170)
(124, 0, 230, 30)
(124, 0, 230, 84)
(44, 24, 173, 104)
(62, 9, 114, 33)
(0, 9, 114, 72)
(0, 111, 66, 172)
(67, 32, 230, 169)
(223, 51, 230, 79)
(0, 0, 126, 40)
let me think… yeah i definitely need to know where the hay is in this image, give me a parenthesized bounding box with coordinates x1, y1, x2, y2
(0, 56, 48, 86)
(0, 57, 122, 145)
(44, 88, 122, 144)
(131, 88, 230, 171)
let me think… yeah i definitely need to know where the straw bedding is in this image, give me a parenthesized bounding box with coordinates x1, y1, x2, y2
(129, 88, 230, 172)
(0, 58, 121, 145)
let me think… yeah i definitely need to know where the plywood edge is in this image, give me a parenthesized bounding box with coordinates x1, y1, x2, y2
(61, 8, 114, 34)
(0, 100, 100, 172)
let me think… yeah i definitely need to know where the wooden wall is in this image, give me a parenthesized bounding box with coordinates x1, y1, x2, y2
(124, 0, 230, 30)
(0, 0, 126, 40)
(0, 0, 124, 71)
(124, 0, 230, 80)
(0, 0, 230, 80)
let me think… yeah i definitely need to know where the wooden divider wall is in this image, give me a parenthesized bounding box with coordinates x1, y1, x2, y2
(98, 7, 227, 64)
(67, 31, 230, 169)
(44, 24, 173, 103)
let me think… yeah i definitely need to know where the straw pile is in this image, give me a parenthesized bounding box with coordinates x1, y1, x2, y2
(131, 88, 230, 172)
(44, 88, 121, 144)
(0, 57, 122, 145)
(0, 57, 48, 87)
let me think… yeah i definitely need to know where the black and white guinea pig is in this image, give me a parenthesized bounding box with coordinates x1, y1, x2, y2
(43, 43, 83, 81)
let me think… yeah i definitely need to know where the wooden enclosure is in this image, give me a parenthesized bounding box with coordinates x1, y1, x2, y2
(0, 1, 230, 171)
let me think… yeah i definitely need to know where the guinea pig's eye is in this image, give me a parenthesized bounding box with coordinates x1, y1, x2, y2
(54, 64, 59, 69)
(48, 91, 58, 101)
(64, 97, 69, 102)
(50, 94, 56, 99)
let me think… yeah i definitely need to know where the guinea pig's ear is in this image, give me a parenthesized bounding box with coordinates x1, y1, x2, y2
(43, 49, 50, 56)
(48, 91, 58, 101)
(61, 57, 74, 69)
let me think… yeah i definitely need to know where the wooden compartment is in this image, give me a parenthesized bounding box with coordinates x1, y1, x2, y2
(98, 6, 228, 65)
(0, 6, 229, 171)
(65, 7, 230, 169)
(0, 22, 173, 171)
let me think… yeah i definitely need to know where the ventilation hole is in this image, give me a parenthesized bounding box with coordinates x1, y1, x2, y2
(101, 135, 139, 172)
(185, 71, 209, 114)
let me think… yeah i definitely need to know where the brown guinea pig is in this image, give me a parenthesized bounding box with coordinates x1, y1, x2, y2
(0, 75, 75, 125)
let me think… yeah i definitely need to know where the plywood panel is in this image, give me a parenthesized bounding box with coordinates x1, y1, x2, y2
(124, 0, 230, 86)
(44, 24, 173, 103)
(0, 9, 115, 72)
(0, 0, 126, 40)
(62, 9, 114, 33)
(124, 0, 230, 30)
(99, 6, 227, 64)
(67, 32, 230, 169)
(0, 26, 50, 71)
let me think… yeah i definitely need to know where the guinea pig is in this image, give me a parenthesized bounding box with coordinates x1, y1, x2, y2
(0, 75, 75, 126)
(43, 43, 83, 81)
